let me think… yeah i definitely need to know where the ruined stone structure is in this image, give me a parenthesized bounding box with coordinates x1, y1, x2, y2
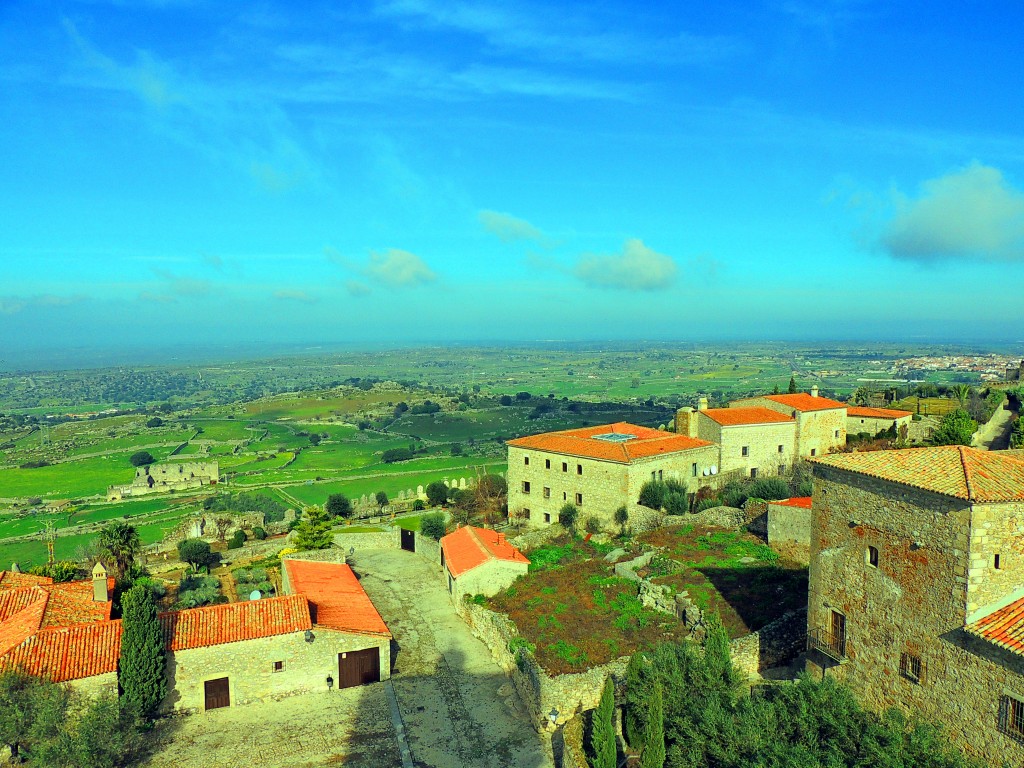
(806, 446, 1024, 764)
(678, 400, 797, 479)
(107, 460, 219, 501)
(846, 406, 913, 437)
(506, 423, 718, 531)
(766, 496, 812, 564)
(732, 387, 846, 458)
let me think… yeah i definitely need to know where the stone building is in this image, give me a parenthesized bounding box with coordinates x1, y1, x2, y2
(846, 406, 913, 438)
(677, 401, 797, 478)
(766, 496, 812, 563)
(506, 422, 718, 530)
(440, 525, 530, 601)
(108, 460, 219, 501)
(806, 446, 1024, 764)
(0, 560, 391, 714)
(732, 387, 846, 458)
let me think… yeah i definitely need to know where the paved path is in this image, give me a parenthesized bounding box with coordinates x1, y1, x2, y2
(973, 402, 1016, 450)
(349, 548, 554, 768)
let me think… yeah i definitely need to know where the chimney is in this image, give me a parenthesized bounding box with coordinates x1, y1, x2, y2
(11, 562, 21, 573)
(810, 386, 819, 398)
(497, 533, 505, 547)
(697, 397, 708, 411)
(92, 562, 108, 603)
(675, 407, 697, 438)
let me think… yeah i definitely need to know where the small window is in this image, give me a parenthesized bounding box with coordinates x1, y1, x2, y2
(651, 471, 657, 481)
(575, 493, 583, 506)
(998, 694, 1024, 743)
(995, 553, 1001, 570)
(544, 512, 551, 524)
(750, 468, 758, 478)
(562, 462, 568, 472)
(692, 462, 697, 477)
(522, 481, 531, 494)
(899, 652, 922, 684)
(778, 444, 784, 453)
(543, 487, 550, 499)
(834, 430, 840, 438)
(577, 464, 582, 475)
(524, 456, 529, 465)
(563, 492, 567, 501)
(545, 459, 551, 469)
(867, 546, 879, 568)
(657, 470, 663, 481)
(778, 465, 786, 476)
(741, 446, 749, 457)
(810, 448, 817, 457)
(523, 508, 531, 520)
(273, 661, 284, 673)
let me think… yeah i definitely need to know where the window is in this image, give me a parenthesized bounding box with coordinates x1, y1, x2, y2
(544, 512, 551, 524)
(778, 444, 784, 453)
(524, 456, 529, 465)
(545, 459, 551, 469)
(999, 694, 1024, 743)
(899, 653, 922, 684)
(651, 471, 657, 481)
(810, 448, 817, 457)
(834, 430, 840, 438)
(741, 446, 749, 457)
(522, 481, 531, 494)
(543, 487, 551, 499)
(575, 493, 583, 505)
(563, 492, 567, 501)
(658, 470, 663, 481)
(867, 545, 879, 568)
(523, 508, 531, 520)
(562, 462, 568, 472)
(750, 468, 758, 478)
(995, 553, 1002, 570)
(778, 465, 786, 476)
(577, 464, 583, 475)
(273, 661, 284, 673)
(692, 462, 698, 477)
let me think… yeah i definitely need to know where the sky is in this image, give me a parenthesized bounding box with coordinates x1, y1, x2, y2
(2, 0, 1024, 364)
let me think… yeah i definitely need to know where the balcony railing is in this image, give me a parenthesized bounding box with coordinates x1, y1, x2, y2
(807, 626, 846, 662)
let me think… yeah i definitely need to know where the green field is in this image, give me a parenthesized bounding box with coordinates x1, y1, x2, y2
(0, 447, 181, 499)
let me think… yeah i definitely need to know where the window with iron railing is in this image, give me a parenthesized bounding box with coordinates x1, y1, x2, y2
(899, 652, 923, 684)
(999, 694, 1024, 744)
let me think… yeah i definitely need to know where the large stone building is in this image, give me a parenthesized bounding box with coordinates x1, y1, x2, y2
(845, 406, 913, 438)
(732, 387, 846, 458)
(506, 422, 718, 530)
(0, 559, 391, 713)
(440, 525, 529, 601)
(806, 446, 1024, 764)
(108, 460, 219, 501)
(677, 401, 797, 479)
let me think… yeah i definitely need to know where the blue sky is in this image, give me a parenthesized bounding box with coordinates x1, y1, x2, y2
(2, 0, 1024, 360)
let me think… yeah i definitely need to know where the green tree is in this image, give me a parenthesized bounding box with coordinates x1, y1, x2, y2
(40, 691, 146, 768)
(325, 493, 353, 520)
(788, 376, 798, 394)
(930, 409, 977, 446)
(614, 505, 629, 535)
(128, 451, 154, 467)
(375, 491, 388, 508)
(145, 417, 163, 428)
(639, 680, 665, 768)
(420, 512, 446, 540)
(426, 481, 449, 507)
(97, 521, 141, 579)
(951, 383, 972, 408)
(587, 676, 617, 768)
(623, 652, 652, 749)
(638, 480, 666, 510)
(772, 383, 780, 395)
(294, 506, 334, 550)
(176, 538, 219, 572)
(558, 502, 578, 533)
(0, 668, 60, 761)
(118, 585, 166, 720)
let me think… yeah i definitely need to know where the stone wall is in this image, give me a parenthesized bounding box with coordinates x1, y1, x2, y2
(448, 559, 529, 601)
(766, 501, 810, 563)
(559, 714, 587, 768)
(738, 397, 846, 458)
(697, 417, 796, 479)
(330, 530, 400, 552)
(728, 608, 807, 678)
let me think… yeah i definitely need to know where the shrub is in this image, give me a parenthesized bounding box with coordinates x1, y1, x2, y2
(638, 480, 665, 510)
(132, 576, 167, 600)
(145, 417, 163, 428)
(227, 530, 247, 550)
(583, 516, 602, 534)
(252, 526, 267, 540)
(382, 447, 414, 463)
(413, 499, 426, 511)
(420, 512, 446, 540)
(129, 451, 155, 467)
(694, 497, 721, 513)
(559, 503, 579, 532)
(747, 477, 791, 501)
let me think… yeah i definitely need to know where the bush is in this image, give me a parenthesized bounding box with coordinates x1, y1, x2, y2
(145, 417, 163, 428)
(694, 497, 722, 513)
(421, 512, 446, 540)
(227, 530, 247, 550)
(559, 503, 578, 531)
(252, 526, 267, 540)
(413, 499, 426, 511)
(583, 516, 602, 534)
(747, 477, 791, 501)
(132, 577, 167, 599)
(28, 560, 81, 583)
(129, 451, 155, 467)
(381, 448, 414, 463)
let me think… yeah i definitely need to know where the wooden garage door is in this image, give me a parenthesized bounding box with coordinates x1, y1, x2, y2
(338, 647, 380, 689)
(204, 677, 230, 710)
(400, 527, 415, 552)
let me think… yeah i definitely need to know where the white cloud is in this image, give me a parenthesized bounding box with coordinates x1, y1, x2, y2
(366, 249, 437, 286)
(479, 210, 547, 243)
(573, 239, 677, 291)
(273, 289, 316, 303)
(879, 162, 1024, 261)
(345, 280, 372, 297)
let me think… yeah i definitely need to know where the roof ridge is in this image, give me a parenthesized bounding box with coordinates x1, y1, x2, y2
(464, 526, 493, 562)
(959, 445, 976, 502)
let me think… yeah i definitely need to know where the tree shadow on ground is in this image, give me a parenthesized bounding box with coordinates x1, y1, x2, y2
(696, 565, 807, 634)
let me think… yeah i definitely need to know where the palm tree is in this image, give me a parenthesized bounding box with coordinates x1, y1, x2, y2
(951, 384, 972, 408)
(97, 521, 141, 578)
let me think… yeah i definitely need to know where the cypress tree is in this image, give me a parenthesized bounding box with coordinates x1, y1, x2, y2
(588, 676, 617, 768)
(623, 652, 651, 749)
(118, 585, 166, 720)
(639, 681, 665, 768)
(788, 376, 798, 394)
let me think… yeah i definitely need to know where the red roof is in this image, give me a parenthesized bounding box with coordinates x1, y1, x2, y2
(441, 526, 530, 578)
(0, 571, 113, 630)
(0, 572, 52, 591)
(0, 590, 48, 657)
(159, 594, 314, 651)
(2, 620, 123, 682)
(283, 560, 390, 637)
(770, 497, 812, 509)
(966, 595, 1024, 657)
(507, 422, 712, 463)
(702, 407, 795, 426)
(761, 393, 846, 412)
(846, 406, 913, 419)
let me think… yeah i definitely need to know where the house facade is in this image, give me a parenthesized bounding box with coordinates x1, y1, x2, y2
(679, 405, 797, 479)
(506, 422, 717, 530)
(732, 387, 846, 458)
(806, 446, 1024, 764)
(440, 526, 529, 601)
(845, 406, 913, 438)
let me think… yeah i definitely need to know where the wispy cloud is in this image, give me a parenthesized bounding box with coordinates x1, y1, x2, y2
(328, 247, 437, 288)
(0, 294, 85, 314)
(345, 280, 372, 297)
(878, 162, 1024, 262)
(273, 289, 317, 303)
(573, 239, 677, 290)
(152, 268, 212, 296)
(479, 210, 548, 244)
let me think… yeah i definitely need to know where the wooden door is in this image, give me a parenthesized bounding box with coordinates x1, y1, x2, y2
(830, 610, 846, 654)
(204, 677, 230, 710)
(338, 647, 381, 689)
(400, 527, 415, 552)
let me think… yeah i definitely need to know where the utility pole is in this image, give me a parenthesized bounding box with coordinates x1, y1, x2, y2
(43, 521, 57, 564)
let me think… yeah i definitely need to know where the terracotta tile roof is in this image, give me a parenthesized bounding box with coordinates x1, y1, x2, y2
(0, 586, 46, 624)
(846, 406, 913, 419)
(0, 572, 52, 591)
(441, 526, 530, 579)
(702, 407, 795, 426)
(0, 590, 48, 657)
(772, 496, 813, 509)
(761, 393, 846, 412)
(283, 560, 390, 637)
(507, 422, 712, 463)
(812, 446, 1024, 502)
(966, 596, 1024, 657)
(40, 580, 114, 628)
(1, 620, 122, 682)
(159, 594, 313, 651)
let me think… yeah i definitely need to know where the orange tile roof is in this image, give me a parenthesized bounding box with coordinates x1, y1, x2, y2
(159, 594, 313, 651)
(1, 620, 123, 682)
(0, 590, 48, 657)
(283, 560, 390, 637)
(846, 406, 913, 419)
(812, 446, 1024, 502)
(0, 585, 46, 624)
(40, 580, 114, 628)
(770, 497, 812, 509)
(761, 393, 846, 411)
(702, 407, 795, 426)
(507, 422, 712, 463)
(441, 526, 530, 579)
(0, 572, 52, 591)
(966, 596, 1024, 657)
